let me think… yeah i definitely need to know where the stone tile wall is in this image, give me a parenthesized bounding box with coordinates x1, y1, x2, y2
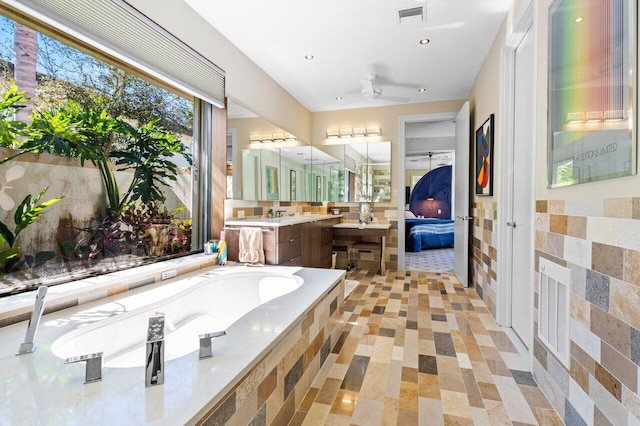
(197, 278, 345, 425)
(471, 201, 498, 317)
(534, 197, 640, 425)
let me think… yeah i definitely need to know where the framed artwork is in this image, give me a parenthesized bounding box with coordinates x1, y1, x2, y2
(290, 170, 296, 201)
(475, 114, 494, 196)
(315, 175, 322, 202)
(265, 166, 279, 200)
(547, 0, 636, 187)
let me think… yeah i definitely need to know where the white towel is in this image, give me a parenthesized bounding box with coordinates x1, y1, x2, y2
(238, 227, 265, 264)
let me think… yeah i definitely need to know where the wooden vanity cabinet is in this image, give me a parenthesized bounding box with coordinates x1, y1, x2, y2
(302, 217, 340, 268)
(225, 224, 301, 265)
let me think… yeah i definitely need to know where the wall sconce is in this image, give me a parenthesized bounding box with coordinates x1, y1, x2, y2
(566, 112, 586, 123)
(604, 110, 624, 121)
(585, 111, 603, 122)
(326, 129, 339, 138)
(285, 133, 297, 142)
(366, 127, 381, 136)
(339, 128, 353, 138)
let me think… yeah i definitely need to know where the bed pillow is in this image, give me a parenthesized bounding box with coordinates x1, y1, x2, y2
(404, 210, 416, 218)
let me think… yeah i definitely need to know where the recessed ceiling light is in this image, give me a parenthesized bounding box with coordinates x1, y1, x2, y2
(336, 96, 343, 100)
(419, 38, 430, 45)
(574, 17, 584, 23)
(418, 87, 426, 93)
(304, 54, 314, 60)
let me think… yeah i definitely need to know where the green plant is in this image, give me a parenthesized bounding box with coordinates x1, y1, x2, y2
(0, 186, 63, 272)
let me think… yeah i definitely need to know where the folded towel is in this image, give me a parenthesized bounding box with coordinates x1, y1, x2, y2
(238, 227, 265, 264)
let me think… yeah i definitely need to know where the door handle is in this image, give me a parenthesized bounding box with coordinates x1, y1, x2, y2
(507, 222, 517, 228)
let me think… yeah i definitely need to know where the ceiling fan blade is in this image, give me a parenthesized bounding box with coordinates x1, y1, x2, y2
(376, 95, 411, 103)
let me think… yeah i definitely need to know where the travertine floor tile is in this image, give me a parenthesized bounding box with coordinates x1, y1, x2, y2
(290, 270, 562, 425)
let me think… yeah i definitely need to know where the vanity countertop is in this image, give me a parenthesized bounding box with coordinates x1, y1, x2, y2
(225, 214, 341, 227)
(332, 222, 391, 230)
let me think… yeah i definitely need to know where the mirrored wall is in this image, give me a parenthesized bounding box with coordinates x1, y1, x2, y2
(228, 100, 391, 202)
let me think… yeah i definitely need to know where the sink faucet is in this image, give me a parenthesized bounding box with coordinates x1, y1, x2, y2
(276, 210, 286, 218)
(16, 286, 48, 355)
(145, 313, 165, 387)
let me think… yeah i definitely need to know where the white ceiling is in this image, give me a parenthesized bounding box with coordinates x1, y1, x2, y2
(185, 0, 513, 112)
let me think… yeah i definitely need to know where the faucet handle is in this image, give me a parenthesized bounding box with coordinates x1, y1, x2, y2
(198, 331, 226, 359)
(65, 352, 103, 383)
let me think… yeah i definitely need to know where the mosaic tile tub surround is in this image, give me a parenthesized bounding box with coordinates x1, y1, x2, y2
(197, 272, 346, 425)
(534, 198, 640, 425)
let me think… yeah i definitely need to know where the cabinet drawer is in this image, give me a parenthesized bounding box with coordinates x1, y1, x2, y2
(278, 238, 302, 263)
(278, 224, 301, 243)
(280, 256, 302, 266)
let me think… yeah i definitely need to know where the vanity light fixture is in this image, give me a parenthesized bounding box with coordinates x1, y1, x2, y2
(249, 134, 262, 143)
(366, 127, 382, 136)
(418, 87, 426, 93)
(305, 54, 314, 60)
(326, 129, 340, 138)
(419, 38, 430, 45)
(272, 132, 285, 142)
(585, 111, 603, 123)
(339, 128, 353, 138)
(604, 110, 625, 121)
(566, 112, 586, 123)
(284, 133, 297, 142)
(260, 134, 273, 143)
(352, 127, 367, 137)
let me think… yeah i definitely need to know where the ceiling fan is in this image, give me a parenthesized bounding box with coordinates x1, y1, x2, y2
(356, 73, 411, 104)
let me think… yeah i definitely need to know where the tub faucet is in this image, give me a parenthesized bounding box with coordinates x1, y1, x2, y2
(145, 313, 165, 387)
(16, 286, 48, 355)
(198, 330, 227, 359)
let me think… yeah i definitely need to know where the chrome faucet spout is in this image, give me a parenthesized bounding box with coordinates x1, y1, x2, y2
(145, 313, 165, 387)
(16, 286, 48, 355)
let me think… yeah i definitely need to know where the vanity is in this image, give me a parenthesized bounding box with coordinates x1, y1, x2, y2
(224, 215, 341, 268)
(333, 222, 391, 275)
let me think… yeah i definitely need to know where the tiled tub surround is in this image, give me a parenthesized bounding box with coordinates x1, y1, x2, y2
(471, 201, 498, 317)
(534, 198, 640, 425)
(0, 253, 216, 328)
(0, 264, 345, 425)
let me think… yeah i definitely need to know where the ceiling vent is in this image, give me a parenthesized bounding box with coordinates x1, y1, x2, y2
(397, 4, 426, 24)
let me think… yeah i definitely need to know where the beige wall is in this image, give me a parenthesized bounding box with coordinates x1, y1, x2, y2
(126, 0, 312, 143)
(311, 100, 465, 202)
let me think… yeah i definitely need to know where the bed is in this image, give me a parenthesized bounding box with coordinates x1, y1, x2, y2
(405, 218, 454, 252)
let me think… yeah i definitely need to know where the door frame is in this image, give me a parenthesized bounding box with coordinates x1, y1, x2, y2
(397, 111, 459, 270)
(496, 0, 536, 350)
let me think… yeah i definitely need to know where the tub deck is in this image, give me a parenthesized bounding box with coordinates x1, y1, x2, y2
(0, 264, 345, 425)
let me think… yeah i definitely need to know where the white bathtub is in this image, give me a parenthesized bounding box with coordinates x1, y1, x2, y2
(0, 264, 344, 425)
(51, 271, 303, 368)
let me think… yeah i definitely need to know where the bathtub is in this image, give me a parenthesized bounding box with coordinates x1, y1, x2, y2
(51, 271, 303, 368)
(0, 264, 345, 426)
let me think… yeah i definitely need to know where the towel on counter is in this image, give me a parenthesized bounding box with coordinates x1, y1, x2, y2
(238, 227, 265, 264)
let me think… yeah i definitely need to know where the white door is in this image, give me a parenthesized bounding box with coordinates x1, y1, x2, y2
(510, 25, 535, 346)
(454, 102, 470, 286)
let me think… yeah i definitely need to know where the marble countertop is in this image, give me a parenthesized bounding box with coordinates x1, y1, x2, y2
(225, 214, 341, 227)
(0, 264, 344, 425)
(332, 222, 391, 230)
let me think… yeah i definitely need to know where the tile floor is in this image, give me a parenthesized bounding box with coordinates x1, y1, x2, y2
(405, 248, 454, 273)
(289, 269, 563, 425)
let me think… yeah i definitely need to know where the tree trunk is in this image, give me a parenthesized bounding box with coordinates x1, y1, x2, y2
(14, 23, 37, 123)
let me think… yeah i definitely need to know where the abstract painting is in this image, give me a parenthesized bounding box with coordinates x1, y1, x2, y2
(475, 114, 494, 196)
(265, 166, 279, 200)
(548, 0, 636, 187)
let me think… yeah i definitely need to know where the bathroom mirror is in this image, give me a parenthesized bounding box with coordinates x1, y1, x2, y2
(228, 99, 310, 201)
(341, 141, 391, 202)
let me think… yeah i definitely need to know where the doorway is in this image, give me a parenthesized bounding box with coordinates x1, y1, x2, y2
(397, 103, 470, 285)
(497, 0, 536, 351)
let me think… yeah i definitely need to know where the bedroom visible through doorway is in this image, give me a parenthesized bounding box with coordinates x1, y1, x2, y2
(404, 119, 456, 273)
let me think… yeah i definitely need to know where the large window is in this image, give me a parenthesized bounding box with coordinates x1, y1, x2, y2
(0, 15, 197, 295)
